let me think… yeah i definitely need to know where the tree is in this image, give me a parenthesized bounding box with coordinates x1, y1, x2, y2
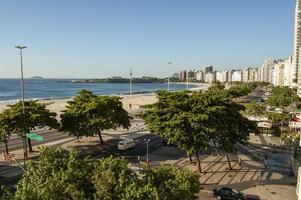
(192, 91, 257, 170)
(267, 112, 290, 135)
(141, 165, 200, 200)
(143, 90, 257, 171)
(1, 101, 58, 152)
(13, 147, 200, 200)
(0, 114, 12, 153)
(245, 100, 266, 117)
(60, 90, 131, 144)
(142, 91, 209, 173)
(15, 147, 95, 200)
(281, 129, 300, 157)
(208, 81, 225, 92)
(266, 86, 300, 109)
(225, 84, 252, 98)
(92, 156, 136, 200)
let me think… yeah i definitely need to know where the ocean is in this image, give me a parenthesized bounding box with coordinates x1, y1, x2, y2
(0, 79, 200, 102)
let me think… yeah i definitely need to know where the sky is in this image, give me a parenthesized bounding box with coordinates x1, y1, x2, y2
(0, 0, 296, 78)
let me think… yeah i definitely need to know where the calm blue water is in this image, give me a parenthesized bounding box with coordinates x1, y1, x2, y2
(0, 79, 195, 102)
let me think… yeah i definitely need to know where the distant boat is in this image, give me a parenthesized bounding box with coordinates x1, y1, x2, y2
(30, 76, 44, 79)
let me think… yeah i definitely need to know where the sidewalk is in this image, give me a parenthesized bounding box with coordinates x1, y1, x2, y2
(143, 146, 297, 200)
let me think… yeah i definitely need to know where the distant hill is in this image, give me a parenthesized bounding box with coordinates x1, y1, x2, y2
(30, 76, 43, 79)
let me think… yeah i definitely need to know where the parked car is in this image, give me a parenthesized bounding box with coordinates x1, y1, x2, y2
(213, 187, 260, 200)
(118, 139, 136, 150)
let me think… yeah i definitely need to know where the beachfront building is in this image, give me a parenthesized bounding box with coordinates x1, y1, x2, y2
(232, 70, 243, 82)
(221, 70, 229, 83)
(249, 68, 259, 82)
(187, 70, 196, 81)
(203, 65, 213, 74)
(216, 71, 223, 82)
(271, 62, 285, 86)
(227, 70, 233, 82)
(261, 59, 274, 83)
(205, 71, 216, 83)
(242, 68, 251, 82)
(179, 70, 187, 82)
(284, 56, 294, 86)
(196, 71, 204, 82)
(294, 0, 301, 93)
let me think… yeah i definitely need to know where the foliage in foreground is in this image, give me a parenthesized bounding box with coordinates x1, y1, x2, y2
(9, 147, 200, 200)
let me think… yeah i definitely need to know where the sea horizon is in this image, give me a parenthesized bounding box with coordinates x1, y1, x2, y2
(0, 78, 208, 103)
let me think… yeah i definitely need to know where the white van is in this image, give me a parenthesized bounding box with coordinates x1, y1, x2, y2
(118, 139, 136, 150)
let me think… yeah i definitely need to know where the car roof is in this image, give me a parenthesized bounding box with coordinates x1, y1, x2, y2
(118, 139, 134, 144)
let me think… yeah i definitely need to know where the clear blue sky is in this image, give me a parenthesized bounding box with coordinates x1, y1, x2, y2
(0, 0, 296, 78)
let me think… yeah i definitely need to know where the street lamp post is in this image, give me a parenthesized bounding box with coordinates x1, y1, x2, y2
(186, 71, 189, 90)
(129, 68, 133, 109)
(15, 45, 27, 166)
(167, 62, 172, 92)
(144, 139, 150, 163)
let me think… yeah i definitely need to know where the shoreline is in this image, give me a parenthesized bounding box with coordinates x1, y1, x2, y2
(0, 83, 210, 115)
(0, 82, 210, 105)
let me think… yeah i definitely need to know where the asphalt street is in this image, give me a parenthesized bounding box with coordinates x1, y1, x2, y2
(0, 129, 74, 153)
(0, 131, 164, 187)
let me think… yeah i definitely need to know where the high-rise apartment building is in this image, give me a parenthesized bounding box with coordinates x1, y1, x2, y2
(294, 0, 301, 92)
(242, 68, 251, 82)
(196, 71, 204, 82)
(203, 65, 213, 74)
(232, 70, 243, 82)
(179, 70, 187, 82)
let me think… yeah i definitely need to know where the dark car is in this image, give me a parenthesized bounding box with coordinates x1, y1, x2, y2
(213, 187, 245, 200)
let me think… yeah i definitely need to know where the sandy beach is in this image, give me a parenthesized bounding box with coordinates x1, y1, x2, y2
(0, 93, 157, 117)
(0, 83, 210, 117)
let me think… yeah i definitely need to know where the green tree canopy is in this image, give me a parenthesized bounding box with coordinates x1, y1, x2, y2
(143, 90, 257, 171)
(208, 81, 225, 92)
(266, 86, 300, 108)
(245, 100, 266, 117)
(15, 147, 95, 200)
(225, 84, 252, 98)
(0, 100, 58, 152)
(13, 147, 200, 200)
(0, 114, 12, 153)
(60, 90, 131, 143)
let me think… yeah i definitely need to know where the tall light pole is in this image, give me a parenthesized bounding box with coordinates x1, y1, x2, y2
(129, 68, 133, 109)
(167, 62, 172, 92)
(186, 70, 189, 90)
(15, 45, 27, 166)
(144, 138, 150, 163)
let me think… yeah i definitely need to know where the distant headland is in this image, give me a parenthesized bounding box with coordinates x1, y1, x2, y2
(70, 77, 168, 83)
(30, 76, 44, 79)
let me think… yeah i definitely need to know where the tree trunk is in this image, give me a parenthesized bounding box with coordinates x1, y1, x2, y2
(187, 153, 192, 164)
(5, 142, 8, 154)
(195, 152, 202, 173)
(27, 138, 33, 152)
(213, 141, 221, 156)
(226, 154, 232, 170)
(98, 131, 104, 144)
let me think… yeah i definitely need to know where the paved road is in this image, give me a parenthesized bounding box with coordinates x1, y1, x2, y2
(0, 129, 74, 153)
(0, 132, 163, 187)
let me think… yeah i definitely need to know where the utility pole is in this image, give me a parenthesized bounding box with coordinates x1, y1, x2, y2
(129, 68, 132, 109)
(144, 139, 150, 163)
(15, 45, 27, 167)
(167, 62, 172, 92)
(186, 70, 189, 90)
